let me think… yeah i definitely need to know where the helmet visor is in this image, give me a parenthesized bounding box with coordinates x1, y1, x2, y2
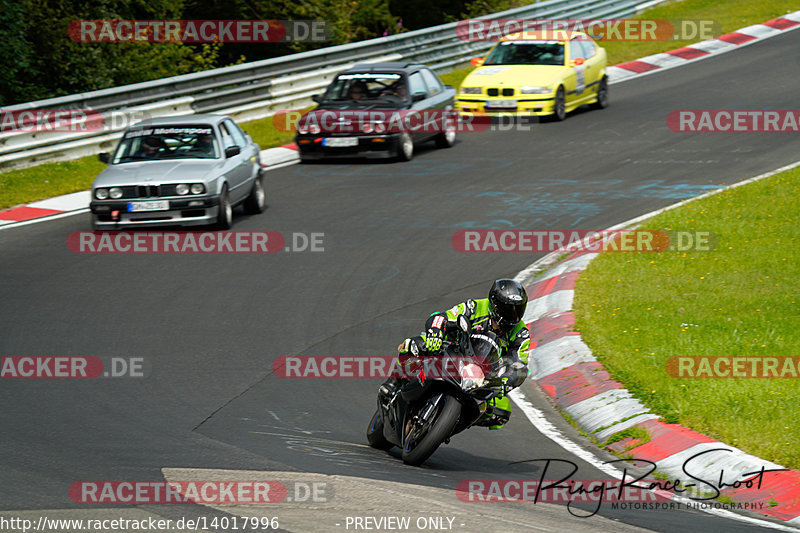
(493, 301, 526, 329)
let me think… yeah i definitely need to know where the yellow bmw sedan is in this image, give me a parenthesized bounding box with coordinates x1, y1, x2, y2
(456, 31, 608, 121)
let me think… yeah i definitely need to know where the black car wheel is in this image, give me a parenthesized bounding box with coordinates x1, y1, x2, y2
(397, 132, 414, 162)
(434, 127, 456, 148)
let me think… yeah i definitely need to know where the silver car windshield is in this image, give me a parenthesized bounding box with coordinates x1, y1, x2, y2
(113, 126, 220, 163)
(484, 41, 565, 66)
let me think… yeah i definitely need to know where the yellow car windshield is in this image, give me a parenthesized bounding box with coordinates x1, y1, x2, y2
(484, 41, 565, 66)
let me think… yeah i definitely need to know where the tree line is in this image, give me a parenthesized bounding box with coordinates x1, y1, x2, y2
(0, 0, 527, 105)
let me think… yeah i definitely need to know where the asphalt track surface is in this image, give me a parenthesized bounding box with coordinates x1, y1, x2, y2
(1, 30, 799, 533)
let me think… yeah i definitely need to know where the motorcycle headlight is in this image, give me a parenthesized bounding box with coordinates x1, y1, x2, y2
(520, 86, 552, 94)
(460, 363, 485, 390)
(461, 87, 482, 94)
(190, 183, 204, 195)
(95, 188, 109, 200)
(176, 183, 189, 195)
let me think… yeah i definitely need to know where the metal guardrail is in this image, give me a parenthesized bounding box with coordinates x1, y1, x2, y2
(0, 0, 649, 170)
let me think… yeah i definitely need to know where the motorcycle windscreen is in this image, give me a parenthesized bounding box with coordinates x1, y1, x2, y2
(468, 332, 502, 376)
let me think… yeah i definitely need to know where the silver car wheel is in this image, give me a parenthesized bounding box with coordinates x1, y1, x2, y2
(254, 178, 265, 209)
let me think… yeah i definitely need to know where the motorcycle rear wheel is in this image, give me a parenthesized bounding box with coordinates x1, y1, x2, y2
(401, 395, 461, 466)
(366, 409, 393, 450)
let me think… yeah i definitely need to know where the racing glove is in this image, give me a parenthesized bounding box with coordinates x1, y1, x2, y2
(424, 327, 444, 352)
(499, 358, 528, 389)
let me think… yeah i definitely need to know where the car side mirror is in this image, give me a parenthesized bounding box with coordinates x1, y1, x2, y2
(225, 146, 241, 158)
(311, 94, 322, 104)
(98, 152, 110, 164)
(470, 57, 485, 67)
(412, 92, 426, 102)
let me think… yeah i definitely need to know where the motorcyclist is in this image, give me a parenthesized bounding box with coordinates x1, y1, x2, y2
(379, 279, 531, 430)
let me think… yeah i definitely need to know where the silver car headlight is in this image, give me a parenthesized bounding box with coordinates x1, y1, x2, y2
(461, 87, 482, 94)
(520, 86, 552, 94)
(176, 183, 189, 195)
(109, 187, 123, 199)
(190, 183, 204, 195)
(95, 188, 109, 200)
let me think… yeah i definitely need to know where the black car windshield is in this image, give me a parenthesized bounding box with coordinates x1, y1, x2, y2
(323, 73, 408, 103)
(484, 41, 565, 66)
(113, 125, 220, 163)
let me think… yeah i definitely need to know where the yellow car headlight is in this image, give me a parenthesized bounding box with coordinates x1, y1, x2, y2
(461, 87, 482, 94)
(520, 86, 552, 94)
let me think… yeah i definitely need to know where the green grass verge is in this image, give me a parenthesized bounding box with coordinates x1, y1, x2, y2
(573, 165, 800, 470)
(0, 157, 107, 210)
(2, 0, 798, 210)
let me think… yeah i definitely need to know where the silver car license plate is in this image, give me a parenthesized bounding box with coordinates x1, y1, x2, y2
(486, 100, 517, 108)
(322, 137, 358, 147)
(128, 200, 169, 212)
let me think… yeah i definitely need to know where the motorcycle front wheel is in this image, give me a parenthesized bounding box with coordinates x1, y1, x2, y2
(401, 395, 461, 466)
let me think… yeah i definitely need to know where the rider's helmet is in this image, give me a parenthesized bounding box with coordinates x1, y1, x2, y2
(488, 279, 528, 332)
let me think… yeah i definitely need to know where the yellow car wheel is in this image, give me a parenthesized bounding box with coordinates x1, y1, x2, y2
(593, 76, 609, 110)
(552, 86, 567, 121)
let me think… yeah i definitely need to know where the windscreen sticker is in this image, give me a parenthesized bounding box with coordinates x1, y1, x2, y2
(337, 73, 402, 80)
(123, 126, 213, 139)
(473, 67, 510, 75)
